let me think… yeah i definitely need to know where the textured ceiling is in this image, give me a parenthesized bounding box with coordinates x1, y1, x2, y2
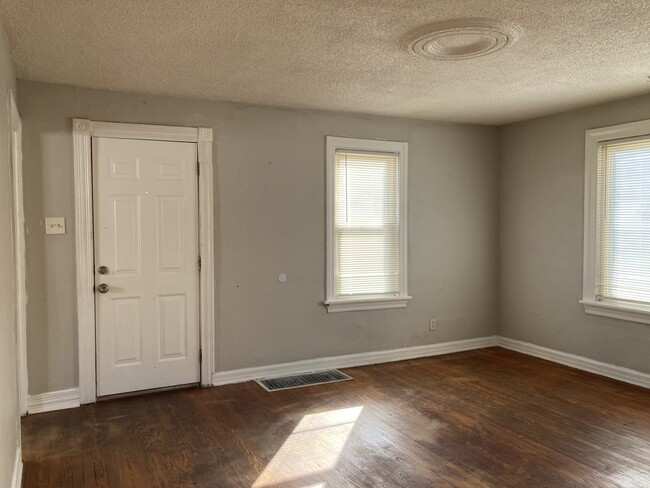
(1, 0, 650, 125)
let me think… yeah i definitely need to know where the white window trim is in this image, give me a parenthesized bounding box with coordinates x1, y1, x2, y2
(325, 136, 410, 313)
(581, 118, 650, 325)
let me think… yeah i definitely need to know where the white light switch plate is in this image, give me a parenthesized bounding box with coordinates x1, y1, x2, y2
(45, 217, 66, 235)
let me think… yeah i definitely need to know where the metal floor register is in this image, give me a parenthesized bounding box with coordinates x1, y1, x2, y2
(256, 370, 353, 391)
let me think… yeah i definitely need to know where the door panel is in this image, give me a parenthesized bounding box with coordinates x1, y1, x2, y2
(112, 196, 141, 274)
(158, 197, 185, 271)
(112, 297, 142, 365)
(158, 294, 187, 360)
(94, 137, 199, 396)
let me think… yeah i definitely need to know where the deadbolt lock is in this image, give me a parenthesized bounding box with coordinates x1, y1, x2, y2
(98, 266, 109, 275)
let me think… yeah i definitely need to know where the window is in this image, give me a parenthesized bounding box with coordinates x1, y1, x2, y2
(325, 136, 410, 313)
(582, 119, 650, 325)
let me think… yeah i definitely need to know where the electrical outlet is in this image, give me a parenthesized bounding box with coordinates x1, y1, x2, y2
(429, 319, 437, 331)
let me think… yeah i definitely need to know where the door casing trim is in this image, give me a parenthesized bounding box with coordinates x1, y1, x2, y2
(73, 119, 215, 404)
(9, 89, 28, 415)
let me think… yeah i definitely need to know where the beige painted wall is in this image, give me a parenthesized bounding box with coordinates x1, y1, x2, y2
(0, 20, 19, 488)
(18, 80, 500, 395)
(500, 93, 650, 374)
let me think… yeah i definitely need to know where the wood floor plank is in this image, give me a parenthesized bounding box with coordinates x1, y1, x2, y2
(21, 347, 650, 487)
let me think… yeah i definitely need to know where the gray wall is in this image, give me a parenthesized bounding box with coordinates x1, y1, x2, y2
(18, 80, 500, 395)
(0, 20, 19, 488)
(499, 93, 650, 374)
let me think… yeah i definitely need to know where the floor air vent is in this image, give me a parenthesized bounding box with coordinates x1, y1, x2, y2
(256, 370, 353, 392)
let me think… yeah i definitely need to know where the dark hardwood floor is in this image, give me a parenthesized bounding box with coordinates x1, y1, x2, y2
(21, 347, 650, 487)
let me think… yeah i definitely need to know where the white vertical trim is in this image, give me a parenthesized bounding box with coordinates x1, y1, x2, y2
(9, 90, 28, 415)
(582, 128, 599, 304)
(72, 119, 97, 404)
(197, 128, 215, 386)
(324, 136, 410, 312)
(325, 137, 336, 309)
(399, 142, 409, 302)
(11, 445, 22, 488)
(73, 120, 216, 401)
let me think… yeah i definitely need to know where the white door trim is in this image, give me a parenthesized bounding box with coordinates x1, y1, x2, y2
(72, 119, 215, 404)
(9, 89, 28, 415)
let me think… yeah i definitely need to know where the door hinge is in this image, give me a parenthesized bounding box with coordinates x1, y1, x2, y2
(197, 161, 200, 176)
(199, 349, 202, 363)
(198, 256, 202, 271)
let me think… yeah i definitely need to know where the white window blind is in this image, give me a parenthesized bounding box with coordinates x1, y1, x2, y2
(335, 150, 400, 298)
(596, 136, 650, 305)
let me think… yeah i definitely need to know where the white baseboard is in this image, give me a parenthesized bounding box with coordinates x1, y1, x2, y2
(497, 336, 650, 389)
(212, 335, 498, 385)
(11, 445, 22, 488)
(28, 337, 646, 412)
(27, 388, 81, 414)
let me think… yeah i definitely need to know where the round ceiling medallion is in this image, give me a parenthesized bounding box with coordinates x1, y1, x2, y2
(405, 18, 522, 60)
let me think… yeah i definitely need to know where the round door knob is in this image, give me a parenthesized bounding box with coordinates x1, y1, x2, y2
(98, 266, 109, 275)
(97, 283, 110, 294)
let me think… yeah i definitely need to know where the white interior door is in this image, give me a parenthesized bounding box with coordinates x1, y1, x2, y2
(93, 137, 200, 396)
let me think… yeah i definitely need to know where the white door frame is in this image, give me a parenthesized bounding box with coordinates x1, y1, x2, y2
(72, 119, 215, 404)
(9, 90, 28, 415)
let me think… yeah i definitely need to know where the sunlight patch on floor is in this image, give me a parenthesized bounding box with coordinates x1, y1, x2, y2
(252, 406, 363, 487)
(607, 469, 650, 488)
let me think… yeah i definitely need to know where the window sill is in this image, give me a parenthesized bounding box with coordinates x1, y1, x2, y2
(580, 299, 650, 325)
(325, 296, 412, 313)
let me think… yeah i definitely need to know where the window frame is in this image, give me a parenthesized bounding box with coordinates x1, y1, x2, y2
(581, 119, 650, 325)
(325, 136, 410, 313)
